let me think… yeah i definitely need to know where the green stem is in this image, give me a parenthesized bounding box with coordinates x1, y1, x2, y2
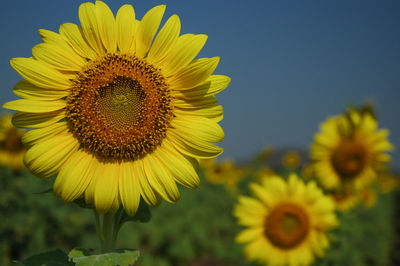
(111, 208, 124, 250)
(94, 210, 105, 251)
(102, 212, 114, 253)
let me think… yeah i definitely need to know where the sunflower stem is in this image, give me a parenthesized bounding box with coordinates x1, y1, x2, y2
(101, 212, 114, 253)
(111, 207, 124, 250)
(94, 210, 105, 251)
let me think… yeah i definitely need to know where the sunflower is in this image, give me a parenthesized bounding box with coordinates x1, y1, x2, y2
(3, 1, 228, 215)
(330, 190, 360, 212)
(311, 111, 393, 192)
(233, 174, 338, 266)
(201, 158, 243, 193)
(0, 113, 25, 170)
(282, 150, 301, 169)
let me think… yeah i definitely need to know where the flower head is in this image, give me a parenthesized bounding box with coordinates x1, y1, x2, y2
(233, 174, 338, 266)
(0, 113, 25, 170)
(311, 111, 393, 192)
(3, 1, 229, 215)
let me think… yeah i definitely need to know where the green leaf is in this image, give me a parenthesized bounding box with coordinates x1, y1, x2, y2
(120, 199, 151, 224)
(69, 249, 139, 266)
(68, 248, 94, 259)
(17, 249, 73, 266)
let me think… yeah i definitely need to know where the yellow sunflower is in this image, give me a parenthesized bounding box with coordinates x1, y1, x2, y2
(0, 113, 25, 170)
(233, 174, 338, 266)
(201, 158, 243, 193)
(282, 150, 301, 169)
(311, 111, 393, 191)
(330, 190, 360, 212)
(3, 1, 229, 215)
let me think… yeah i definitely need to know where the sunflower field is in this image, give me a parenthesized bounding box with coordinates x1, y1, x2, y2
(1, 1, 400, 266)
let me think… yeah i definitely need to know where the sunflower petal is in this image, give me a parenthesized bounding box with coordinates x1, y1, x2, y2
(116, 4, 136, 53)
(59, 23, 97, 60)
(119, 161, 141, 216)
(134, 159, 161, 206)
(13, 80, 68, 100)
(10, 58, 72, 90)
(135, 5, 166, 58)
(147, 15, 181, 64)
(12, 110, 65, 129)
(95, 0, 117, 53)
(79, 2, 104, 55)
(94, 161, 120, 214)
(3, 99, 65, 113)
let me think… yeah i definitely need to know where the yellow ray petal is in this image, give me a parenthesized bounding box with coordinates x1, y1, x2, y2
(116, 4, 136, 53)
(119, 161, 141, 216)
(169, 57, 219, 89)
(172, 116, 224, 143)
(134, 159, 161, 206)
(135, 5, 166, 58)
(94, 161, 120, 214)
(95, 0, 117, 53)
(13, 80, 69, 100)
(3, 99, 65, 113)
(174, 105, 223, 122)
(147, 15, 181, 64)
(12, 110, 65, 129)
(79, 2, 105, 55)
(54, 149, 96, 202)
(142, 154, 180, 203)
(10, 58, 72, 90)
(22, 122, 68, 147)
(59, 23, 97, 60)
(24, 132, 79, 178)
(159, 34, 207, 77)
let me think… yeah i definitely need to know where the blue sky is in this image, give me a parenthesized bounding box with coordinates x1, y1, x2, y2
(1, 0, 399, 166)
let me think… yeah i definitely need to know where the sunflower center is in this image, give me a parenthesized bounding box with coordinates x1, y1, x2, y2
(67, 53, 173, 161)
(1, 128, 24, 153)
(332, 140, 367, 178)
(264, 203, 310, 249)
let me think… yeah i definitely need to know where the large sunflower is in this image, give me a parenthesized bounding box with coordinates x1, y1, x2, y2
(311, 111, 393, 191)
(3, 1, 229, 215)
(0, 113, 25, 170)
(233, 174, 338, 266)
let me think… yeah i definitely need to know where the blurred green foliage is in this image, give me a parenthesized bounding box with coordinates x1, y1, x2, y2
(0, 163, 398, 266)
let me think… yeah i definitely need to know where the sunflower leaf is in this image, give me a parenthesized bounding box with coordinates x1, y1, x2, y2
(16, 249, 73, 266)
(69, 249, 139, 266)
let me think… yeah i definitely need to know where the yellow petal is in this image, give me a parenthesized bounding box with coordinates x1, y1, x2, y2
(142, 154, 180, 203)
(116, 4, 136, 53)
(119, 161, 141, 216)
(12, 110, 65, 128)
(10, 58, 72, 90)
(134, 159, 161, 206)
(154, 139, 200, 189)
(13, 80, 69, 100)
(172, 116, 224, 143)
(94, 161, 120, 214)
(22, 122, 68, 147)
(59, 23, 97, 60)
(3, 99, 65, 113)
(95, 0, 117, 53)
(32, 42, 85, 72)
(79, 2, 105, 55)
(147, 15, 181, 64)
(173, 75, 230, 97)
(174, 105, 223, 122)
(167, 129, 223, 159)
(24, 132, 79, 178)
(169, 57, 219, 89)
(53, 149, 96, 202)
(159, 34, 207, 77)
(135, 5, 166, 58)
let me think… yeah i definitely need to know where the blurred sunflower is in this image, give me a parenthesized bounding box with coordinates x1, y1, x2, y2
(359, 187, 377, 208)
(234, 174, 338, 266)
(282, 150, 301, 169)
(201, 158, 243, 193)
(3, 1, 229, 215)
(376, 171, 400, 193)
(330, 190, 360, 212)
(311, 111, 393, 191)
(301, 162, 315, 179)
(0, 113, 25, 170)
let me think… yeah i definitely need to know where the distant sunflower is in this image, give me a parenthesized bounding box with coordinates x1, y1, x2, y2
(311, 111, 393, 191)
(330, 190, 359, 212)
(202, 159, 243, 193)
(0, 113, 25, 170)
(234, 174, 338, 266)
(3, 1, 229, 215)
(282, 150, 301, 169)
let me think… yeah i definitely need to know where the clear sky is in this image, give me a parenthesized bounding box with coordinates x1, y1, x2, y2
(1, 0, 399, 166)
